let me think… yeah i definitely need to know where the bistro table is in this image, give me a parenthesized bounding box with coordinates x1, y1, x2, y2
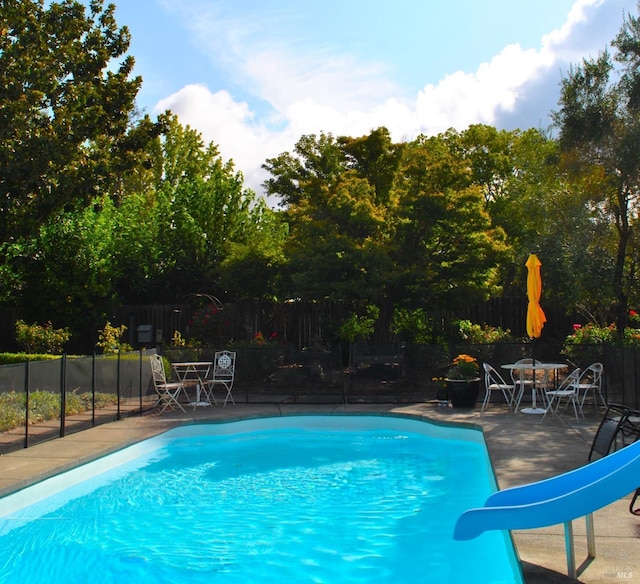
(502, 361, 568, 414)
(171, 361, 213, 407)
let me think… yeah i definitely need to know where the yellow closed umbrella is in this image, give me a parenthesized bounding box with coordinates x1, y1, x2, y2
(525, 254, 546, 338)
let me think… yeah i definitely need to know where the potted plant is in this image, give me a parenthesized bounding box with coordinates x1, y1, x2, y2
(445, 354, 481, 408)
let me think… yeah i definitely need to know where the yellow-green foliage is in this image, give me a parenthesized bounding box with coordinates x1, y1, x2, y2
(15, 320, 71, 354)
(0, 353, 61, 365)
(96, 321, 133, 354)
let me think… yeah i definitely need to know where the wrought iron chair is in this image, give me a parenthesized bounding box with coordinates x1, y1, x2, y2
(203, 351, 237, 407)
(149, 354, 186, 413)
(511, 358, 538, 410)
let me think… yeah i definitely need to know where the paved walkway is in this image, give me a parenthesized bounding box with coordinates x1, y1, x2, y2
(0, 402, 637, 583)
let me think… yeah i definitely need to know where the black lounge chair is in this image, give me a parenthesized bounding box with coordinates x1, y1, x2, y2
(588, 403, 640, 513)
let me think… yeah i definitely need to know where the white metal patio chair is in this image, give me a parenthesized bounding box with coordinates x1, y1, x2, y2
(203, 350, 236, 407)
(481, 363, 516, 414)
(150, 354, 186, 413)
(577, 363, 605, 410)
(543, 367, 582, 421)
(511, 358, 538, 410)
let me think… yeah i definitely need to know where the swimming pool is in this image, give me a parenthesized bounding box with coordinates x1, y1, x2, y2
(0, 415, 523, 583)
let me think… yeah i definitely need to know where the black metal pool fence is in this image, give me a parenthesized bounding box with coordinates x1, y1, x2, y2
(0, 342, 638, 453)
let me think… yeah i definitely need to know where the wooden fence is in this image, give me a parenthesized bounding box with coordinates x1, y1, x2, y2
(0, 297, 581, 355)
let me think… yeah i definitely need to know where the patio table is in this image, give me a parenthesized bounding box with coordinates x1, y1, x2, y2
(171, 361, 213, 407)
(502, 362, 568, 414)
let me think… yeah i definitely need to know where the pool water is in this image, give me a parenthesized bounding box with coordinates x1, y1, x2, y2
(0, 416, 523, 583)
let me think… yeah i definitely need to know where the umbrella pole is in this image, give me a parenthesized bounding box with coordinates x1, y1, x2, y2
(531, 338, 536, 408)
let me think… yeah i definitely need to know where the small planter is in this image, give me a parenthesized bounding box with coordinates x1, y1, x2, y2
(446, 378, 481, 408)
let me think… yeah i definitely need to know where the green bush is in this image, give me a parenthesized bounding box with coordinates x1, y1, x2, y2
(96, 321, 132, 354)
(391, 308, 444, 345)
(15, 320, 71, 354)
(560, 322, 640, 362)
(339, 305, 379, 343)
(0, 353, 61, 365)
(455, 319, 512, 344)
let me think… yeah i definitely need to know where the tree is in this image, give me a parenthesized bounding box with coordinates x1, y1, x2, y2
(5, 200, 118, 348)
(264, 128, 508, 310)
(552, 7, 640, 330)
(283, 171, 392, 301)
(263, 132, 347, 208)
(338, 127, 404, 206)
(110, 115, 275, 303)
(265, 131, 394, 302)
(389, 133, 508, 309)
(0, 0, 158, 244)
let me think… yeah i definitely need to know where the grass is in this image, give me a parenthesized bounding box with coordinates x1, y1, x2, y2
(0, 390, 118, 432)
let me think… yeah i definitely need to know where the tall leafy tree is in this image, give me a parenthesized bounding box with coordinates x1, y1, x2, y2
(0, 0, 158, 244)
(390, 133, 508, 309)
(283, 171, 391, 302)
(5, 200, 118, 348)
(338, 127, 404, 206)
(264, 129, 508, 310)
(111, 115, 274, 303)
(265, 131, 394, 302)
(552, 7, 640, 329)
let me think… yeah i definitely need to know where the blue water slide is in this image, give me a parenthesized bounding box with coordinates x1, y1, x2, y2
(454, 439, 640, 540)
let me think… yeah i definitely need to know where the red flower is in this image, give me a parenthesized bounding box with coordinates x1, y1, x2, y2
(573, 324, 581, 330)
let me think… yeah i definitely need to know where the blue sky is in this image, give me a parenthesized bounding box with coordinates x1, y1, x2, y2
(112, 0, 637, 194)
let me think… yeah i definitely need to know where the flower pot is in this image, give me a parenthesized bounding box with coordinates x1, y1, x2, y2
(446, 378, 481, 408)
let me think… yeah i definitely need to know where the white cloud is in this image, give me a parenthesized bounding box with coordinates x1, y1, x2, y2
(413, 44, 552, 135)
(156, 85, 283, 193)
(154, 0, 631, 196)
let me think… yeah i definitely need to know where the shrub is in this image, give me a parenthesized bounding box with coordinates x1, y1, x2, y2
(187, 304, 228, 346)
(0, 390, 118, 432)
(15, 320, 71, 354)
(391, 308, 444, 345)
(561, 323, 615, 363)
(96, 321, 132, 354)
(339, 305, 379, 343)
(0, 353, 60, 365)
(560, 322, 640, 363)
(455, 319, 512, 344)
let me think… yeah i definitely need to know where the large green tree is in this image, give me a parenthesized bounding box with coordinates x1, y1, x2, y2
(552, 7, 640, 328)
(111, 114, 281, 303)
(389, 132, 508, 309)
(264, 131, 396, 302)
(264, 128, 508, 309)
(0, 0, 158, 244)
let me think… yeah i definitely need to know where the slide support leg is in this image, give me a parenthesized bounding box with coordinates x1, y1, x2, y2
(564, 520, 576, 579)
(586, 513, 596, 559)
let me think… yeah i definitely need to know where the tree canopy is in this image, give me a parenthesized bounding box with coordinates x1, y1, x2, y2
(0, 0, 159, 243)
(4, 1, 640, 349)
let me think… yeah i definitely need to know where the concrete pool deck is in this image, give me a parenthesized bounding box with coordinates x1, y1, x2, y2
(0, 402, 636, 583)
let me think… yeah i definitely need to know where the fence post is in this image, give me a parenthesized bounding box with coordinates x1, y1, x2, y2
(138, 349, 142, 415)
(24, 360, 30, 449)
(117, 351, 121, 420)
(91, 353, 96, 426)
(60, 354, 66, 438)
(632, 348, 638, 409)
